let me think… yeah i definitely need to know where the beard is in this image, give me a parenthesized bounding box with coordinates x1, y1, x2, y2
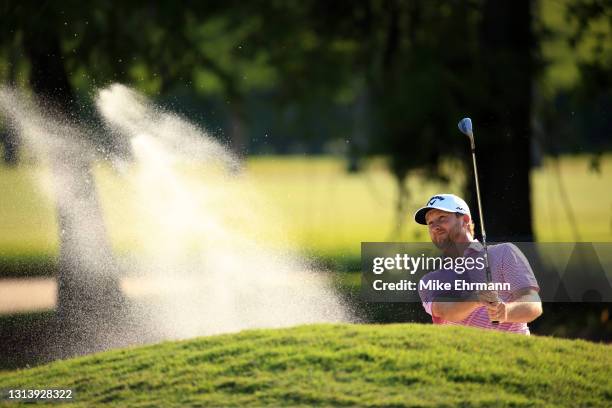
(433, 235, 452, 250)
(431, 225, 463, 252)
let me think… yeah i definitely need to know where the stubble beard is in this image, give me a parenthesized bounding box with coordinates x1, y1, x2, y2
(432, 232, 452, 251)
(432, 224, 463, 253)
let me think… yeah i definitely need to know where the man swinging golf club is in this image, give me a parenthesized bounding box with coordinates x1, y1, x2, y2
(416, 118, 542, 334)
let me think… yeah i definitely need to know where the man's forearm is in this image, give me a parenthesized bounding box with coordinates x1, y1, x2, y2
(432, 301, 481, 322)
(504, 301, 542, 323)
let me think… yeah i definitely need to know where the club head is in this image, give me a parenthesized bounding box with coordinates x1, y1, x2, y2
(458, 117, 473, 137)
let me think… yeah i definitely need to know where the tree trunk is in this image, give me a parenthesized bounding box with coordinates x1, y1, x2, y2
(22, 27, 126, 339)
(1, 43, 20, 165)
(228, 100, 247, 157)
(473, 0, 535, 242)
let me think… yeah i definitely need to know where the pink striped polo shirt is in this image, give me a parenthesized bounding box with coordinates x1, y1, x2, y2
(419, 242, 540, 334)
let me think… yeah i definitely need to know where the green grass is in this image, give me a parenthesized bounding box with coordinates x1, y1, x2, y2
(0, 154, 611, 276)
(0, 323, 609, 407)
(0, 164, 58, 256)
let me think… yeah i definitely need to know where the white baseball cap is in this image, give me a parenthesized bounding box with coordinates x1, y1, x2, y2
(414, 194, 471, 225)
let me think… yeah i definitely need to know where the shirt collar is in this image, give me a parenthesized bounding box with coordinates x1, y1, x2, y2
(463, 239, 484, 255)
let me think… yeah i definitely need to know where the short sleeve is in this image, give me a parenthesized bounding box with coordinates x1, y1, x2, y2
(422, 300, 434, 316)
(419, 271, 460, 319)
(419, 274, 435, 316)
(501, 244, 540, 294)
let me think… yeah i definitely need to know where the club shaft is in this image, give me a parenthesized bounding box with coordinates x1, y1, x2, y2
(470, 142, 498, 325)
(470, 148, 490, 281)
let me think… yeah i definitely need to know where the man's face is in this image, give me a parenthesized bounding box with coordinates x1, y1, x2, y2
(425, 209, 468, 249)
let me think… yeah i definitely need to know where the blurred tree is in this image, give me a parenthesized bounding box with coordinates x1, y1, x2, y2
(223, 1, 470, 234)
(566, 0, 612, 155)
(368, 0, 479, 237)
(3, 2, 128, 343)
(474, 0, 536, 241)
(0, 35, 20, 165)
(361, 0, 536, 242)
(256, 0, 506, 238)
(536, 0, 612, 336)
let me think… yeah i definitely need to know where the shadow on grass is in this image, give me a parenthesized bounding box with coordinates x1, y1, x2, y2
(0, 254, 57, 278)
(0, 303, 163, 371)
(0, 310, 56, 370)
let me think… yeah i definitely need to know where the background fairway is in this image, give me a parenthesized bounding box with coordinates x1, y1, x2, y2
(0, 323, 610, 407)
(0, 154, 610, 274)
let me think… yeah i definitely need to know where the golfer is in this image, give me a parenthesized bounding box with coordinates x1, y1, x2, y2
(415, 194, 542, 334)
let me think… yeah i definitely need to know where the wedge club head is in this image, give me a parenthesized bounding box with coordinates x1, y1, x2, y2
(458, 117, 474, 148)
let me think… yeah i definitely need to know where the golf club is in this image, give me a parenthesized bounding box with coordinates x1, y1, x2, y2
(458, 117, 499, 325)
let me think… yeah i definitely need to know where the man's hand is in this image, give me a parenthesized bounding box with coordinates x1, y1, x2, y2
(485, 301, 507, 322)
(478, 290, 503, 323)
(481, 288, 543, 323)
(477, 290, 500, 304)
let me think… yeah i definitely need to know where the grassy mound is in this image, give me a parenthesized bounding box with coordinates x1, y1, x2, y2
(1, 324, 610, 407)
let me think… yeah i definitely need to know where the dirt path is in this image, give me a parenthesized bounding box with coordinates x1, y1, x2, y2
(0, 278, 56, 313)
(0, 276, 213, 314)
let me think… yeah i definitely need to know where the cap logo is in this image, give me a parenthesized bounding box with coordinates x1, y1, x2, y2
(428, 195, 445, 206)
